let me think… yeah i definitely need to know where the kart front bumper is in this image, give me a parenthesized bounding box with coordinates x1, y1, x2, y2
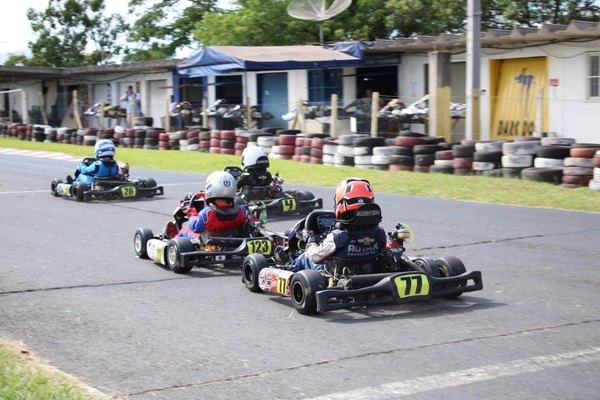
(84, 184, 164, 201)
(314, 270, 483, 313)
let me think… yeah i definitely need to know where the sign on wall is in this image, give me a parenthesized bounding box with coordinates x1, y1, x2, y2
(490, 57, 548, 139)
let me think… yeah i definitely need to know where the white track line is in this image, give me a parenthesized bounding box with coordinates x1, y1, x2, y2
(305, 347, 600, 400)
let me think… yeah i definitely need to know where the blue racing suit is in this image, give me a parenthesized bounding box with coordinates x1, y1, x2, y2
(292, 225, 388, 271)
(74, 158, 120, 185)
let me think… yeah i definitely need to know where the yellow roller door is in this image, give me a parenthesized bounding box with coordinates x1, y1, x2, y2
(490, 57, 548, 140)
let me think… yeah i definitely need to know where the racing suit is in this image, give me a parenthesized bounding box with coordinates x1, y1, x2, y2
(178, 204, 249, 240)
(236, 168, 273, 190)
(74, 158, 120, 185)
(292, 225, 388, 271)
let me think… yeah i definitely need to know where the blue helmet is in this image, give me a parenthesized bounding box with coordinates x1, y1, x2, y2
(94, 139, 115, 159)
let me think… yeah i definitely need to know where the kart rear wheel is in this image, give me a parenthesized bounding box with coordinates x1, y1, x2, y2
(141, 178, 157, 197)
(290, 270, 327, 315)
(296, 190, 315, 201)
(72, 182, 88, 202)
(242, 254, 268, 292)
(51, 178, 62, 197)
(436, 256, 467, 298)
(133, 228, 154, 259)
(412, 257, 439, 276)
(166, 238, 195, 274)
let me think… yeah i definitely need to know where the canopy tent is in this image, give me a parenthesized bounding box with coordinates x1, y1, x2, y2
(177, 45, 365, 77)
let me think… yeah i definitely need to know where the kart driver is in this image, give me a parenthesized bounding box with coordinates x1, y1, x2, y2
(69, 139, 121, 185)
(177, 171, 249, 240)
(291, 178, 410, 271)
(236, 147, 273, 190)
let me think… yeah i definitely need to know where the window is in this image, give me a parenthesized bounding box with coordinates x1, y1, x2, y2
(308, 69, 343, 106)
(588, 54, 600, 98)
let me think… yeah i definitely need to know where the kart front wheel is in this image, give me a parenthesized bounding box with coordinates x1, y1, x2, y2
(242, 254, 268, 292)
(166, 237, 195, 274)
(51, 178, 62, 197)
(290, 270, 326, 315)
(436, 256, 467, 299)
(72, 182, 88, 202)
(133, 228, 154, 259)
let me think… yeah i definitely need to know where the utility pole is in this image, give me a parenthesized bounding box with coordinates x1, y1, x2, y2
(466, 0, 481, 140)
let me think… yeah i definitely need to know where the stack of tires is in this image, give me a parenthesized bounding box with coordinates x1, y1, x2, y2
(501, 139, 540, 178)
(270, 134, 295, 160)
(412, 140, 446, 173)
(158, 131, 170, 150)
(452, 142, 476, 175)
(308, 136, 325, 164)
(472, 140, 505, 177)
(232, 130, 249, 156)
(44, 127, 58, 143)
(561, 144, 600, 188)
(257, 134, 277, 155)
(322, 139, 338, 166)
(353, 136, 387, 169)
(371, 144, 409, 171)
(388, 133, 427, 172)
(590, 150, 600, 191)
(82, 128, 98, 147)
(179, 130, 200, 151)
(521, 137, 572, 184)
(430, 147, 455, 174)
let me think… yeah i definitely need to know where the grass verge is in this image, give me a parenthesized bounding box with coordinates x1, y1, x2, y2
(0, 337, 110, 399)
(1, 137, 599, 213)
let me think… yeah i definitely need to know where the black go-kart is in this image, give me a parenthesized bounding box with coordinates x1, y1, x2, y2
(51, 158, 164, 202)
(133, 191, 287, 274)
(241, 203, 483, 315)
(224, 166, 323, 217)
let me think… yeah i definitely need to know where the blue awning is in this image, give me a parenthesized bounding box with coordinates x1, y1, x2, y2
(177, 45, 365, 77)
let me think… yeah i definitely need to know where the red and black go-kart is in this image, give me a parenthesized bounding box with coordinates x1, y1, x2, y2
(241, 203, 483, 315)
(224, 166, 323, 217)
(133, 192, 287, 274)
(51, 158, 164, 202)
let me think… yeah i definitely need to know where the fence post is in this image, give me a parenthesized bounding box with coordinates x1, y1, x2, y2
(331, 94, 338, 138)
(370, 91, 379, 137)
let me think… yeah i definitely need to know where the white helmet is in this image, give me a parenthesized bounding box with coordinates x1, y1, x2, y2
(241, 146, 269, 170)
(204, 171, 237, 201)
(94, 139, 115, 159)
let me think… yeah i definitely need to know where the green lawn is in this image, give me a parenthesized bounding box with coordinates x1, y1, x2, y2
(2, 137, 598, 212)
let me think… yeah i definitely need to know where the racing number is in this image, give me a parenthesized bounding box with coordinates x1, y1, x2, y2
(395, 274, 430, 298)
(282, 198, 296, 212)
(120, 186, 137, 198)
(246, 239, 273, 255)
(276, 277, 289, 295)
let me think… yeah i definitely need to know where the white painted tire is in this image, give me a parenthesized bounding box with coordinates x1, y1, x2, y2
(473, 161, 496, 171)
(534, 157, 565, 168)
(502, 154, 533, 168)
(502, 141, 540, 155)
(433, 159, 454, 167)
(563, 157, 594, 168)
(475, 140, 506, 152)
(589, 179, 600, 191)
(337, 145, 355, 156)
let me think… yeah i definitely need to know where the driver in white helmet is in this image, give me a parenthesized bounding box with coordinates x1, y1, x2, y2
(177, 171, 249, 240)
(236, 147, 273, 190)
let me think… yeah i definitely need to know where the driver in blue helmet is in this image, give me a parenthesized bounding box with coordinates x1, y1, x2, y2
(69, 139, 121, 185)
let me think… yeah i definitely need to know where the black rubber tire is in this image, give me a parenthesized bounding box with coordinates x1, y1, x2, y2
(242, 254, 268, 292)
(141, 178, 158, 197)
(452, 144, 476, 158)
(72, 182, 88, 202)
(536, 145, 571, 159)
(290, 270, 327, 315)
(295, 190, 315, 201)
(521, 167, 563, 184)
(51, 178, 62, 197)
(166, 237, 195, 274)
(133, 228, 154, 259)
(473, 150, 502, 162)
(436, 256, 467, 298)
(413, 257, 440, 276)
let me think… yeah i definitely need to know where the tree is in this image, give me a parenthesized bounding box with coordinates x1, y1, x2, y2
(124, 0, 219, 61)
(493, 0, 600, 27)
(17, 0, 125, 67)
(384, 0, 467, 37)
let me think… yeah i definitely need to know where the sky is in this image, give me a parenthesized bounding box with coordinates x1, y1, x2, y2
(0, 0, 235, 64)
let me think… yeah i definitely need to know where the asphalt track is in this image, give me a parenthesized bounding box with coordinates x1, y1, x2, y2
(1, 150, 599, 399)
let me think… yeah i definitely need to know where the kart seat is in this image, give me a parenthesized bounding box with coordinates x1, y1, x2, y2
(240, 185, 271, 201)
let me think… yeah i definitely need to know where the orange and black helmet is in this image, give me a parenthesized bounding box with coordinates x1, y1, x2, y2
(334, 177, 375, 220)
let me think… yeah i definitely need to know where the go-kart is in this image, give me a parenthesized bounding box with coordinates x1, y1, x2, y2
(133, 191, 287, 274)
(51, 158, 164, 202)
(241, 203, 483, 314)
(224, 166, 323, 217)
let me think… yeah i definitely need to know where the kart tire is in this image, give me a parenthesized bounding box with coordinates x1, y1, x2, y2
(412, 257, 440, 276)
(295, 190, 315, 201)
(133, 228, 154, 259)
(141, 178, 157, 197)
(72, 182, 88, 202)
(51, 178, 62, 197)
(242, 254, 268, 292)
(166, 238, 195, 274)
(435, 256, 467, 298)
(290, 270, 327, 315)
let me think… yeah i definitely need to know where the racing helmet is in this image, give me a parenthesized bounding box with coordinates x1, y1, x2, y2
(94, 139, 115, 159)
(241, 146, 269, 170)
(204, 171, 237, 203)
(334, 177, 375, 221)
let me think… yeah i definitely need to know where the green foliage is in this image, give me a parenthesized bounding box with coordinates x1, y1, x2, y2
(125, 0, 219, 61)
(15, 0, 126, 67)
(384, 0, 467, 37)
